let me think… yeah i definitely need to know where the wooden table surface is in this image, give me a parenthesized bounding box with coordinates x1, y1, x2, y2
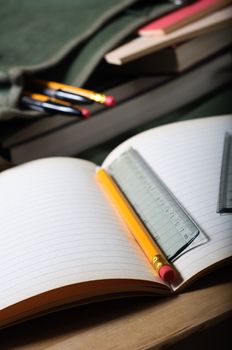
(0, 265, 231, 350)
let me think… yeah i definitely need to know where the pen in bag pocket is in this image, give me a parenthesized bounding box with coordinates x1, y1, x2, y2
(21, 92, 90, 118)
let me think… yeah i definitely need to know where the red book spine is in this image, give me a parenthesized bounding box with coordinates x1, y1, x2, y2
(138, 0, 229, 35)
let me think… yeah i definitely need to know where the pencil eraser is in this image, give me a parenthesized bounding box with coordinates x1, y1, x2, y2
(81, 107, 91, 118)
(104, 95, 116, 106)
(159, 265, 175, 283)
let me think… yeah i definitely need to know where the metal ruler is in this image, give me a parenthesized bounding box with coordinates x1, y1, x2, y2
(217, 132, 232, 214)
(108, 148, 201, 261)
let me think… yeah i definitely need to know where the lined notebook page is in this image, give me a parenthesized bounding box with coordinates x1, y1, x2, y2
(103, 115, 232, 287)
(0, 158, 161, 310)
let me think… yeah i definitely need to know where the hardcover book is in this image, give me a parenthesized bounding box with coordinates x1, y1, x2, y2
(105, 6, 232, 65)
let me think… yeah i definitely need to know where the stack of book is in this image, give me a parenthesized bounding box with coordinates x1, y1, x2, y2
(105, 0, 232, 72)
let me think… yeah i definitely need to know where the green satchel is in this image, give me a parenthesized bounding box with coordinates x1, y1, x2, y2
(0, 0, 178, 121)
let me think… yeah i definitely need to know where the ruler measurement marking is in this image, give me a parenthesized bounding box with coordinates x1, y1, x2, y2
(217, 132, 232, 214)
(108, 148, 200, 261)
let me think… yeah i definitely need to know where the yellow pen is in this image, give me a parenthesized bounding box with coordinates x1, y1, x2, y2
(96, 168, 176, 283)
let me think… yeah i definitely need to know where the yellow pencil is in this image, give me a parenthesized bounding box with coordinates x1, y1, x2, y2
(96, 168, 176, 283)
(33, 80, 116, 106)
(22, 92, 90, 118)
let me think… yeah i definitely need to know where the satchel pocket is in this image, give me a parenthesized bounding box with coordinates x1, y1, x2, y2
(0, 0, 177, 121)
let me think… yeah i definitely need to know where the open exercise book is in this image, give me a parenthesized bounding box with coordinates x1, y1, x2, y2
(0, 115, 231, 328)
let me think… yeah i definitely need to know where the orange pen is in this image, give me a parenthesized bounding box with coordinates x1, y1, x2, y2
(96, 168, 176, 283)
